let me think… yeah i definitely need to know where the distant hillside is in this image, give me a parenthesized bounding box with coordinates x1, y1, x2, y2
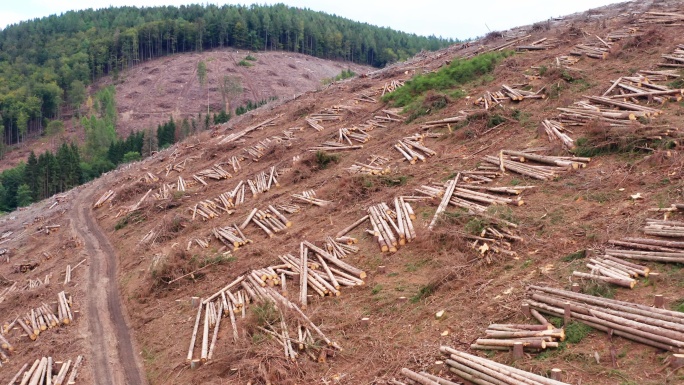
(0, 3, 454, 153)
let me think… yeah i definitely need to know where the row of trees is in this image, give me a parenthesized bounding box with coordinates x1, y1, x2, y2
(0, 4, 454, 148)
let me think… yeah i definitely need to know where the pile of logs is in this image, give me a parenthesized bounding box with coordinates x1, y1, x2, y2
(541, 120, 575, 149)
(324, 236, 359, 258)
(347, 161, 390, 175)
(557, 96, 662, 127)
(217, 115, 280, 145)
(606, 26, 641, 41)
(373, 109, 404, 123)
(195, 165, 232, 181)
(555, 56, 580, 67)
(239, 206, 292, 238)
(0, 282, 18, 303)
(165, 158, 189, 176)
(212, 225, 251, 250)
(420, 115, 469, 130)
(93, 190, 115, 208)
(395, 346, 570, 385)
(309, 141, 363, 152)
(247, 166, 280, 197)
(572, 255, 649, 288)
(471, 318, 564, 352)
(338, 127, 371, 144)
(63, 259, 86, 285)
(190, 200, 225, 221)
(142, 172, 159, 183)
(4, 291, 74, 342)
(366, 199, 416, 253)
(275, 203, 301, 215)
(153, 184, 174, 200)
(638, 11, 684, 25)
(570, 36, 612, 60)
(479, 151, 590, 180)
(516, 37, 558, 51)
(177, 176, 188, 191)
(226, 156, 242, 173)
(382, 80, 405, 96)
(527, 285, 684, 352)
(644, 218, 684, 239)
(473, 84, 548, 110)
(7, 356, 83, 385)
(354, 92, 377, 104)
(394, 135, 437, 164)
(602, 74, 683, 103)
(660, 44, 684, 68)
(244, 139, 274, 161)
(292, 190, 332, 207)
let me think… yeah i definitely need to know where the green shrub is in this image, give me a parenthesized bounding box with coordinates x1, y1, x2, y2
(238, 60, 252, 67)
(382, 51, 513, 108)
(315, 151, 340, 169)
(244, 54, 257, 61)
(562, 250, 586, 262)
(487, 114, 506, 128)
(411, 283, 436, 303)
(565, 321, 592, 343)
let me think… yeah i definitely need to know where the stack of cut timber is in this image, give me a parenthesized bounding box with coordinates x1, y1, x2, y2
(482, 34, 531, 54)
(354, 92, 376, 104)
(435, 346, 571, 384)
(649, 202, 684, 216)
(381, 80, 404, 96)
(189, 200, 223, 221)
(347, 161, 390, 175)
(305, 118, 326, 132)
(214, 192, 236, 212)
(4, 291, 73, 342)
(142, 172, 159, 183)
(528, 285, 684, 352)
(474, 91, 506, 110)
(572, 255, 649, 288)
(660, 44, 684, 68)
(338, 127, 371, 144)
(7, 355, 84, 385)
(358, 116, 387, 131)
(472, 320, 564, 352)
(367, 199, 416, 253)
(153, 184, 174, 200)
(275, 203, 301, 214)
(0, 282, 18, 303)
(555, 55, 581, 67)
(324, 236, 359, 258)
(93, 190, 115, 208)
(244, 139, 273, 160)
(177, 176, 187, 191)
(516, 37, 558, 51)
(374, 109, 404, 123)
(226, 156, 242, 173)
(292, 190, 332, 207)
(557, 97, 662, 127)
(228, 180, 247, 206)
(602, 75, 683, 103)
(212, 225, 251, 250)
(217, 115, 280, 145)
(644, 219, 684, 239)
(606, 26, 642, 41)
(187, 238, 210, 250)
(165, 158, 188, 176)
(460, 170, 502, 184)
(541, 120, 575, 150)
(570, 36, 612, 59)
(247, 166, 280, 197)
(309, 140, 363, 152)
(239, 206, 292, 238)
(637, 69, 681, 81)
(500, 84, 546, 101)
(394, 135, 437, 164)
(272, 127, 301, 143)
(309, 112, 342, 123)
(638, 11, 684, 25)
(195, 164, 232, 181)
(420, 114, 469, 130)
(480, 151, 589, 180)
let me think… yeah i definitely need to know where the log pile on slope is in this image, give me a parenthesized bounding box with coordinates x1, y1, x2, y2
(366, 200, 416, 253)
(471, 313, 565, 353)
(660, 44, 684, 68)
(479, 151, 589, 180)
(638, 11, 684, 25)
(572, 255, 649, 288)
(217, 115, 280, 145)
(7, 355, 83, 385)
(394, 134, 438, 164)
(527, 285, 684, 352)
(2, 291, 74, 344)
(570, 35, 612, 59)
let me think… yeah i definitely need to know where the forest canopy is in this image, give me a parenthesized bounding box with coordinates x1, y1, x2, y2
(0, 3, 454, 148)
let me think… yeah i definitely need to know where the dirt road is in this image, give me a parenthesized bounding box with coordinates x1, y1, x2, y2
(69, 183, 146, 385)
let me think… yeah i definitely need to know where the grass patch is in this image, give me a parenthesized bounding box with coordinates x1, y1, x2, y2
(671, 298, 684, 313)
(252, 301, 280, 328)
(315, 151, 340, 169)
(115, 211, 146, 230)
(411, 283, 437, 303)
(238, 60, 253, 67)
(322, 68, 356, 84)
(565, 321, 592, 343)
(382, 51, 513, 108)
(487, 113, 507, 128)
(562, 250, 586, 262)
(583, 282, 615, 298)
(244, 54, 257, 61)
(405, 259, 429, 272)
(371, 284, 383, 295)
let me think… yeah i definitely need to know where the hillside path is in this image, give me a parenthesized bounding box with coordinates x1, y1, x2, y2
(68, 182, 147, 385)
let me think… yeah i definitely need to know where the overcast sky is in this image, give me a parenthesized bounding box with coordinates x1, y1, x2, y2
(1, 0, 628, 39)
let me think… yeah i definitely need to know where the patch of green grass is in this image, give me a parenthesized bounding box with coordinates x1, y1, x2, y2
(371, 284, 383, 295)
(562, 250, 586, 262)
(382, 51, 513, 107)
(411, 283, 437, 303)
(115, 211, 146, 230)
(405, 259, 429, 272)
(464, 217, 487, 235)
(538, 65, 548, 76)
(245, 54, 257, 61)
(238, 60, 253, 67)
(510, 178, 521, 186)
(565, 321, 592, 343)
(252, 301, 280, 327)
(315, 151, 340, 169)
(487, 113, 506, 128)
(583, 282, 616, 298)
(670, 298, 684, 313)
(487, 205, 517, 224)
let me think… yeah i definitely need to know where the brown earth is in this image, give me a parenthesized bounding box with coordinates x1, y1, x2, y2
(4, 1, 684, 385)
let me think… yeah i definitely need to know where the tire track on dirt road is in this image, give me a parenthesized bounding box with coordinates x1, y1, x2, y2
(69, 185, 146, 385)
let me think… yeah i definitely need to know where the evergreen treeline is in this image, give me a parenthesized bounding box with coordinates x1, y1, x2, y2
(0, 3, 454, 149)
